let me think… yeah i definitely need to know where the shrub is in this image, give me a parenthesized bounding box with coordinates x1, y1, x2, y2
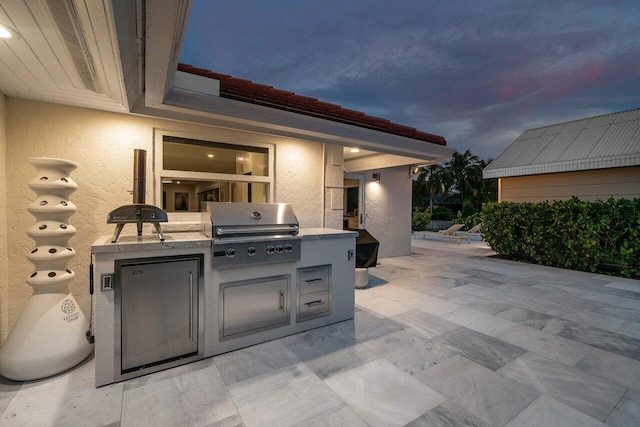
(461, 200, 476, 218)
(481, 197, 640, 278)
(412, 209, 431, 231)
(454, 210, 481, 230)
(431, 205, 454, 221)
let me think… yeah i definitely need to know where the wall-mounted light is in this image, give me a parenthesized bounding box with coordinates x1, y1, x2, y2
(350, 148, 360, 153)
(373, 173, 381, 182)
(207, 154, 214, 158)
(0, 24, 21, 39)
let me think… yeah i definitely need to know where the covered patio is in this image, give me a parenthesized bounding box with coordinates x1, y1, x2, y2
(2, 239, 639, 426)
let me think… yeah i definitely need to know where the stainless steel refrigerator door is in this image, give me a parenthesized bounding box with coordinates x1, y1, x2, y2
(120, 259, 199, 371)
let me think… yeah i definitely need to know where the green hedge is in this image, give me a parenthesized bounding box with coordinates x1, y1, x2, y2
(481, 198, 640, 278)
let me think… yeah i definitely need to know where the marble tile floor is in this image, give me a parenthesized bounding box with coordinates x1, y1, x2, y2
(2, 238, 639, 426)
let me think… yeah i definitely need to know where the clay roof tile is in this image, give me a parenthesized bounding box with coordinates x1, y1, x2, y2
(177, 63, 446, 146)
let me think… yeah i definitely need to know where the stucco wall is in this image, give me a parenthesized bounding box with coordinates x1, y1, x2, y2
(0, 92, 8, 343)
(499, 167, 640, 202)
(3, 98, 324, 334)
(364, 166, 412, 259)
(274, 138, 324, 226)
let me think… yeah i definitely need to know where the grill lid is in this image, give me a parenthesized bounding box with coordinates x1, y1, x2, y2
(201, 202, 299, 241)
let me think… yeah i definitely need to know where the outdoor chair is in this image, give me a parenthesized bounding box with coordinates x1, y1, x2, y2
(466, 224, 481, 234)
(437, 223, 470, 244)
(411, 223, 470, 244)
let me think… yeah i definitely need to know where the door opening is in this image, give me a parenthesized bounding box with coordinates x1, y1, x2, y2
(343, 174, 365, 229)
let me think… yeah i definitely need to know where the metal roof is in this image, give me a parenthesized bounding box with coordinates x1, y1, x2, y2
(484, 108, 640, 179)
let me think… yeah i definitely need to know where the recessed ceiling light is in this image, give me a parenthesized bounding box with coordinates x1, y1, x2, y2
(176, 181, 180, 184)
(350, 148, 360, 153)
(207, 154, 214, 158)
(0, 24, 21, 39)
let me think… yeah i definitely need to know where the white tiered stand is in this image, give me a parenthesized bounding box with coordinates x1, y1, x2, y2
(0, 157, 93, 381)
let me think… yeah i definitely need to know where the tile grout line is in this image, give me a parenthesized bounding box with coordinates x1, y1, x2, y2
(213, 357, 261, 427)
(603, 387, 630, 424)
(500, 393, 542, 427)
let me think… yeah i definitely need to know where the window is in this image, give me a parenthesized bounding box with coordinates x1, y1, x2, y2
(154, 132, 274, 214)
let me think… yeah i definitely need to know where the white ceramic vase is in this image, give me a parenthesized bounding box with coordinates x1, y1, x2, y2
(0, 157, 93, 381)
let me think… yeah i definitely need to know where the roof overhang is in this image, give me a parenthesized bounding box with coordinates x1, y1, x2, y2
(138, 0, 453, 167)
(0, 0, 453, 166)
(484, 153, 640, 179)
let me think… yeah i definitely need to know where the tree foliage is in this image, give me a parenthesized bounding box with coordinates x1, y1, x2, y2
(413, 150, 496, 215)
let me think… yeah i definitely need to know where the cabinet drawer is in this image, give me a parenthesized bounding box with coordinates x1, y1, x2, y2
(299, 266, 329, 294)
(299, 290, 330, 320)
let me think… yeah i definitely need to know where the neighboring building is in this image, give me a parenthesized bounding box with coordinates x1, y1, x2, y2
(0, 2, 453, 342)
(484, 108, 640, 202)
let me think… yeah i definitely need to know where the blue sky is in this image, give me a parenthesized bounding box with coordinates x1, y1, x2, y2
(180, 0, 640, 160)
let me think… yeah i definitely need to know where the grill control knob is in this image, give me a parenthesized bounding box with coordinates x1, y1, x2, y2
(284, 244, 293, 253)
(225, 248, 236, 258)
(266, 245, 275, 254)
(247, 246, 256, 256)
(275, 245, 284, 254)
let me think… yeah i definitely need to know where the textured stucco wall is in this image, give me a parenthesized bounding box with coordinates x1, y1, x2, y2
(274, 138, 324, 227)
(4, 98, 324, 333)
(364, 166, 412, 259)
(324, 145, 344, 229)
(0, 92, 8, 343)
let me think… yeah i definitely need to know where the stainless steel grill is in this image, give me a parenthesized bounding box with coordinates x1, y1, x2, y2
(201, 202, 301, 268)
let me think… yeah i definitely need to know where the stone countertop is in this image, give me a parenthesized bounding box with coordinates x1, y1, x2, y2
(299, 228, 358, 240)
(92, 228, 356, 253)
(91, 232, 210, 254)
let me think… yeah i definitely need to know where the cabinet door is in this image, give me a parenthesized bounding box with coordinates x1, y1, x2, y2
(221, 277, 289, 338)
(121, 259, 198, 372)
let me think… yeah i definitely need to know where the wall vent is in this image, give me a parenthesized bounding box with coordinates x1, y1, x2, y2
(46, 0, 99, 92)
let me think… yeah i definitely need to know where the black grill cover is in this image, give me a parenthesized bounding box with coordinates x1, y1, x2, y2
(350, 228, 379, 268)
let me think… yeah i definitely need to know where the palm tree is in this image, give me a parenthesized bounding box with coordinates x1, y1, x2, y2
(472, 158, 497, 210)
(447, 150, 481, 209)
(417, 164, 451, 214)
(412, 178, 428, 210)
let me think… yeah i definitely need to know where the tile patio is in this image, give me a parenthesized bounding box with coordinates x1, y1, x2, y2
(1, 238, 639, 426)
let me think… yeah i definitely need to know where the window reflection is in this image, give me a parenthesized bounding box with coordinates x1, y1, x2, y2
(162, 180, 268, 212)
(163, 136, 268, 176)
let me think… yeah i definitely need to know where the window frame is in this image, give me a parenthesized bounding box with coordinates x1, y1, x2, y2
(153, 129, 275, 219)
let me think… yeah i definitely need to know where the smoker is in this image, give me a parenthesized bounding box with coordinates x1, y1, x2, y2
(107, 149, 168, 243)
(201, 201, 301, 268)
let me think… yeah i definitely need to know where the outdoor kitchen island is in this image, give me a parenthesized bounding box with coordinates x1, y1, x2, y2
(91, 228, 357, 387)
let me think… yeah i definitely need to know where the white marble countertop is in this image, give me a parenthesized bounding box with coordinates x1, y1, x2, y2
(299, 228, 358, 240)
(92, 228, 356, 253)
(91, 232, 210, 253)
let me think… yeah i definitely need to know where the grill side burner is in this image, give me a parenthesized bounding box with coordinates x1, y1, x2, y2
(201, 202, 301, 268)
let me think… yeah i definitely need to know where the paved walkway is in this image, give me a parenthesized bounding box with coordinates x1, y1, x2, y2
(1, 239, 639, 426)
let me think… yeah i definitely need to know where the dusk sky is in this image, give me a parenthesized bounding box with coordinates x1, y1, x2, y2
(180, 1, 640, 160)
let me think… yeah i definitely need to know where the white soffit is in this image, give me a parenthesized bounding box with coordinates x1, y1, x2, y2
(0, 0, 130, 112)
(343, 153, 439, 173)
(484, 108, 640, 179)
